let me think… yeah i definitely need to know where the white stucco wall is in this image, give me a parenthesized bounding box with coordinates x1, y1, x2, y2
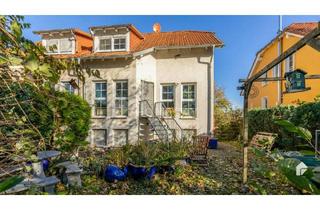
(59, 46, 215, 146)
(154, 47, 214, 134)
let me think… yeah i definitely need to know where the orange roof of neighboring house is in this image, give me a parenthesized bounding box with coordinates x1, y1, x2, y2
(133, 30, 224, 52)
(284, 22, 318, 36)
(247, 22, 319, 79)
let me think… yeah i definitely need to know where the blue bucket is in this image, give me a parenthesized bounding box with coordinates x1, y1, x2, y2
(208, 138, 218, 149)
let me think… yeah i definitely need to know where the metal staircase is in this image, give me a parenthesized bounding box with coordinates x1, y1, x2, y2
(139, 100, 174, 142)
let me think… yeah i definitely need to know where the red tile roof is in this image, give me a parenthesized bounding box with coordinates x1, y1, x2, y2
(133, 30, 223, 52)
(39, 26, 223, 59)
(284, 22, 318, 36)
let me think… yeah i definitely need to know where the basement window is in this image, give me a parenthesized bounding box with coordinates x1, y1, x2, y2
(93, 129, 107, 147)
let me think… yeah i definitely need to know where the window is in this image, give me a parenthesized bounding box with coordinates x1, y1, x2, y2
(182, 84, 196, 117)
(285, 54, 294, 72)
(161, 84, 175, 115)
(113, 129, 128, 146)
(46, 39, 73, 54)
(94, 82, 107, 116)
(99, 38, 112, 51)
(182, 129, 197, 141)
(261, 97, 268, 109)
(46, 39, 59, 53)
(113, 37, 126, 50)
(62, 81, 74, 94)
(59, 39, 73, 53)
(93, 129, 107, 147)
(261, 72, 268, 86)
(273, 65, 279, 77)
(115, 81, 128, 116)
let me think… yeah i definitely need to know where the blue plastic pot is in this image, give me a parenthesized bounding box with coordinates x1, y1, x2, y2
(126, 164, 147, 179)
(41, 159, 50, 171)
(146, 166, 157, 180)
(208, 138, 218, 149)
(104, 164, 127, 182)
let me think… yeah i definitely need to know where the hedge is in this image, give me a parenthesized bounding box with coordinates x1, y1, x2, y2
(248, 101, 320, 150)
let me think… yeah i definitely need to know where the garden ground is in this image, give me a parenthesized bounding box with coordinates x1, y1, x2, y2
(56, 142, 300, 195)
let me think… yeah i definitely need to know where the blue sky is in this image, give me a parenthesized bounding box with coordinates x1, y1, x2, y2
(23, 15, 320, 108)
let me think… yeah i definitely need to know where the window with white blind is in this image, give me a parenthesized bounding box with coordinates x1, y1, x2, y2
(94, 82, 107, 116)
(93, 129, 107, 147)
(59, 39, 73, 53)
(261, 97, 268, 109)
(273, 65, 279, 77)
(46, 39, 59, 53)
(181, 84, 196, 117)
(285, 54, 294, 72)
(115, 81, 128, 116)
(45, 38, 73, 54)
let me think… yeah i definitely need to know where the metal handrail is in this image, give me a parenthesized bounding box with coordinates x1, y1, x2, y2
(154, 101, 183, 141)
(139, 100, 171, 142)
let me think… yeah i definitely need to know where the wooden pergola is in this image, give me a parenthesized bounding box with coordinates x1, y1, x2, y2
(238, 22, 320, 184)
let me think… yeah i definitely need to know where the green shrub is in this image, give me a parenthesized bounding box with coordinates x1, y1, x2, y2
(52, 91, 91, 152)
(248, 102, 320, 150)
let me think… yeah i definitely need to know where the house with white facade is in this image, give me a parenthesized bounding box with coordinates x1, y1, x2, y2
(34, 23, 223, 147)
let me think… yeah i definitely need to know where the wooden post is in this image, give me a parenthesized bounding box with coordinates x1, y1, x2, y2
(242, 82, 252, 184)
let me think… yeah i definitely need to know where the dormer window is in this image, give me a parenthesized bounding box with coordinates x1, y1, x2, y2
(99, 38, 112, 51)
(96, 35, 128, 52)
(114, 37, 126, 50)
(45, 38, 74, 54)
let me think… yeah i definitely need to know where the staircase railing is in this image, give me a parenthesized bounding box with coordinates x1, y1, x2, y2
(139, 100, 172, 142)
(154, 102, 183, 141)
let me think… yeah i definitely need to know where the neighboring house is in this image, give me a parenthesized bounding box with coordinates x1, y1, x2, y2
(34, 23, 223, 147)
(247, 22, 320, 109)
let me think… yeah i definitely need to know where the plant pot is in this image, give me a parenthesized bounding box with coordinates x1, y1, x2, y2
(126, 163, 147, 179)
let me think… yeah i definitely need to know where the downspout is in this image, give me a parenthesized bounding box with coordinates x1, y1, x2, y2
(197, 46, 214, 134)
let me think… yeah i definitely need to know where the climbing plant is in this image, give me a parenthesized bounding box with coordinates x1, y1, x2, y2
(0, 15, 97, 176)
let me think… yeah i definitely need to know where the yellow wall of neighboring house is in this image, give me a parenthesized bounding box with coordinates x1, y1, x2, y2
(248, 33, 320, 109)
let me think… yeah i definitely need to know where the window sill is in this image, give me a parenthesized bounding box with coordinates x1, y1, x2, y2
(92, 116, 107, 119)
(111, 116, 128, 119)
(180, 116, 197, 120)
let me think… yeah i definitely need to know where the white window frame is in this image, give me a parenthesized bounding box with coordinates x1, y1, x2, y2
(114, 80, 129, 117)
(98, 38, 112, 51)
(95, 34, 129, 52)
(285, 54, 295, 73)
(61, 81, 75, 94)
(160, 84, 175, 116)
(94, 82, 107, 117)
(261, 72, 268, 86)
(44, 38, 74, 54)
(92, 129, 107, 147)
(273, 65, 279, 78)
(261, 96, 268, 109)
(181, 83, 197, 118)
